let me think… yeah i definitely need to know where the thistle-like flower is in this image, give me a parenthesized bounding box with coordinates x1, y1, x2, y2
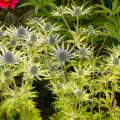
(34, 17, 40, 22)
(112, 57, 120, 65)
(67, 4, 93, 17)
(74, 89, 83, 96)
(30, 65, 38, 76)
(78, 47, 90, 58)
(48, 34, 64, 45)
(16, 26, 28, 38)
(30, 33, 37, 43)
(3, 51, 17, 64)
(54, 45, 72, 64)
(51, 6, 67, 16)
(72, 6, 81, 16)
(48, 35, 56, 45)
(87, 25, 95, 36)
(57, 6, 64, 15)
(44, 22, 52, 31)
(78, 69, 84, 76)
(4, 70, 11, 78)
(105, 55, 120, 67)
(10, 37, 18, 46)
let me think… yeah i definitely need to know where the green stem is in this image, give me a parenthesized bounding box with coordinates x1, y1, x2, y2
(91, 37, 95, 115)
(99, 92, 101, 119)
(76, 16, 80, 32)
(62, 16, 71, 31)
(61, 64, 67, 83)
(23, 106, 28, 120)
(96, 36, 107, 57)
(7, 64, 17, 89)
(109, 81, 115, 120)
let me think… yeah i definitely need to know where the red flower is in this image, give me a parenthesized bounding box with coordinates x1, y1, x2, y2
(0, 0, 19, 9)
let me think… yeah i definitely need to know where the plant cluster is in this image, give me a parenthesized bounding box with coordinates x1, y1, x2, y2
(0, 0, 120, 120)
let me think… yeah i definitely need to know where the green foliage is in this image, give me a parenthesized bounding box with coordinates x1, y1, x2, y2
(103, 15, 120, 42)
(98, 0, 120, 15)
(19, 0, 56, 15)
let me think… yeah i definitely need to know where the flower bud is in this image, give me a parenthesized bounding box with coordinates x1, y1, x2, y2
(44, 22, 52, 31)
(112, 57, 120, 65)
(4, 70, 11, 78)
(55, 48, 71, 63)
(87, 25, 95, 36)
(16, 26, 27, 37)
(3, 51, 17, 64)
(48, 36, 56, 45)
(78, 48, 90, 58)
(57, 6, 63, 15)
(72, 7, 80, 16)
(30, 33, 37, 42)
(30, 66, 38, 76)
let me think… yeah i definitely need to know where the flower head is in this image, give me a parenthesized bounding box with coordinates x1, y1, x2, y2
(54, 46, 72, 64)
(10, 39, 17, 46)
(30, 66, 38, 76)
(72, 6, 81, 16)
(48, 35, 56, 45)
(0, 0, 19, 9)
(16, 26, 28, 38)
(10, 37, 18, 46)
(44, 22, 52, 31)
(57, 6, 64, 15)
(4, 69, 11, 78)
(51, 6, 67, 16)
(87, 25, 95, 36)
(78, 47, 90, 58)
(68, 4, 93, 17)
(3, 51, 17, 64)
(30, 33, 37, 43)
(112, 57, 120, 65)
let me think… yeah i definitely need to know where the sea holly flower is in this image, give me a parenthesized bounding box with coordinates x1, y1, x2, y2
(44, 22, 52, 31)
(30, 33, 38, 43)
(9, 36, 18, 46)
(105, 55, 120, 66)
(4, 69, 11, 78)
(48, 35, 56, 45)
(3, 51, 17, 64)
(48, 34, 64, 45)
(87, 25, 95, 36)
(56, 49, 70, 63)
(51, 6, 67, 16)
(78, 47, 90, 58)
(57, 6, 64, 15)
(10, 39, 17, 46)
(0, 0, 19, 9)
(52, 44, 72, 64)
(30, 65, 38, 76)
(112, 57, 120, 65)
(67, 4, 93, 17)
(72, 6, 81, 16)
(16, 26, 28, 38)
